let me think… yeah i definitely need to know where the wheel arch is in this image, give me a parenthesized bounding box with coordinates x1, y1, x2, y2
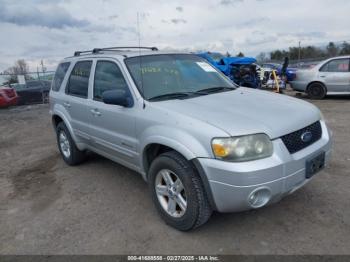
(51, 111, 79, 148)
(52, 114, 64, 129)
(306, 81, 327, 93)
(142, 141, 196, 176)
(143, 142, 218, 211)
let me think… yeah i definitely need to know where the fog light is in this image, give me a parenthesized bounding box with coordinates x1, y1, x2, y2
(248, 188, 271, 208)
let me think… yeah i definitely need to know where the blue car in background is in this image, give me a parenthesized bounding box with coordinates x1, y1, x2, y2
(261, 63, 297, 82)
(197, 52, 261, 88)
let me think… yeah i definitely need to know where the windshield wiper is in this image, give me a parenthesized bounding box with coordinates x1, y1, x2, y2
(194, 86, 236, 95)
(148, 87, 236, 101)
(148, 92, 193, 101)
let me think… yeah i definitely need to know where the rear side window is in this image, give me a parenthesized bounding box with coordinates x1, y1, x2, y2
(320, 58, 350, 72)
(94, 61, 129, 101)
(66, 61, 92, 98)
(52, 62, 70, 91)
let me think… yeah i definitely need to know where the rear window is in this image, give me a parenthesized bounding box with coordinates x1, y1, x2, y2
(66, 61, 92, 98)
(52, 62, 70, 91)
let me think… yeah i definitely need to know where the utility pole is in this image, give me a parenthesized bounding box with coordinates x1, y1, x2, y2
(298, 41, 301, 65)
(40, 60, 46, 78)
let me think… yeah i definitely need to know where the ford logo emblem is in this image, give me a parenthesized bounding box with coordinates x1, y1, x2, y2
(301, 131, 313, 143)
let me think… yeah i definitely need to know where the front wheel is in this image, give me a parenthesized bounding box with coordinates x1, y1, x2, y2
(148, 151, 212, 231)
(307, 83, 326, 99)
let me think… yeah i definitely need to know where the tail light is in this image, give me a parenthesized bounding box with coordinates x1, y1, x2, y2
(4, 89, 16, 98)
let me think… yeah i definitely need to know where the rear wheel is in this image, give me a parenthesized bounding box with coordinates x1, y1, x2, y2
(148, 151, 212, 231)
(307, 83, 326, 99)
(56, 122, 86, 165)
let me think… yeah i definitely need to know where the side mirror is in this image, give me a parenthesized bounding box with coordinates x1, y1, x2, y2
(102, 89, 133, 107)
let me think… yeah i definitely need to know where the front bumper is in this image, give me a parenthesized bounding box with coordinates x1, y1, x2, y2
(198, 120, 332, 212)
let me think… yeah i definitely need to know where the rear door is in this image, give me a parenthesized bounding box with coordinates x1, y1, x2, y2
(88, 59, 138, 168)
(64, 60, 93, 144)
(319, 58, 350, 92)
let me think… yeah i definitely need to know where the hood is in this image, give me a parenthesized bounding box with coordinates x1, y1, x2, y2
(154, 88, 320, 139)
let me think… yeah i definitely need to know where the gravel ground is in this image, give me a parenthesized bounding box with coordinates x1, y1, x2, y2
(0, 90, 349, 255)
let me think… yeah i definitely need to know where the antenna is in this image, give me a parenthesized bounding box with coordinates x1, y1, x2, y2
(137, 12, 146, 109)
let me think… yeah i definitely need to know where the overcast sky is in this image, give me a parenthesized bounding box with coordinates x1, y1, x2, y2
(0, 0, 349, 72)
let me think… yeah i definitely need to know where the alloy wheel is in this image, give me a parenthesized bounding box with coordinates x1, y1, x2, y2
(155, 169, 187, 218)
(59, 131, 71, 158)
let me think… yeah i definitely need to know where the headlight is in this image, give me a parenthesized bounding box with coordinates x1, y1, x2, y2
(212, 134, 273, 162)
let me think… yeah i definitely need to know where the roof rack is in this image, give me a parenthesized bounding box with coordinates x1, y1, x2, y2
(74, 46, 158, 56)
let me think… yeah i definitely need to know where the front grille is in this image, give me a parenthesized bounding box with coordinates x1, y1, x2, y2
(281, 121, 322, 154)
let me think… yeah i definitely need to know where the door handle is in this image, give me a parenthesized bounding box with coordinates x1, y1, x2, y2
(90, 109, 101, 117)
(63, 102, 71, 108)
(319, 75, 326, 78)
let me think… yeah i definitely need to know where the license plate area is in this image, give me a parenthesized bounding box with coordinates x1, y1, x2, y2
(306, 152, 325, 179)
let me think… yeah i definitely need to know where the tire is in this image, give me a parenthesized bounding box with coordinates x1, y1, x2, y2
(148, 151, 212, 231)
(56, 122, 86, 166)
(307, 83, 326, 99)
(42, 91, 49, 104)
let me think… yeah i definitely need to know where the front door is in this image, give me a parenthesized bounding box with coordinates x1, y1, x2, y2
(88, 60, 138, 169)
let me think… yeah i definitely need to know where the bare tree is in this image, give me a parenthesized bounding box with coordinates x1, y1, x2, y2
(256, 52, 268, 63)
(4, 59, 29, 84)
(339, 41, 350, 55)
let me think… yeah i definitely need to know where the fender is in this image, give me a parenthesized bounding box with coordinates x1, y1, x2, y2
(139, 126, 217, 210)
(139, 125, 212, 174)
(51, 104, 85, 151)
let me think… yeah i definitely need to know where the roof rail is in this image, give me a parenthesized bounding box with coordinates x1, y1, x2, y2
(74, 46, 158, 56)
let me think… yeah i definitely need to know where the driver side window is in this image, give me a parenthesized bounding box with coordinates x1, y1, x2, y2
(94, 61, 129, 101)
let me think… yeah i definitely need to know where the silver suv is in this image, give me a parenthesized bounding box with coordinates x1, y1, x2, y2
(50, 47, 332, 231)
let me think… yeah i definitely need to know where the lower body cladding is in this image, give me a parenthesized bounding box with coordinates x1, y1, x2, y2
(198, 121, 332, 213)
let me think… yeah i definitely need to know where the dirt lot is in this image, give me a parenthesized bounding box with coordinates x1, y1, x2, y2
(1, 90, 350, 255)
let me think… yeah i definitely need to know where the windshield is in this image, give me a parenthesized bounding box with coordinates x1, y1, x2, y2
(125, 54, 234, 100)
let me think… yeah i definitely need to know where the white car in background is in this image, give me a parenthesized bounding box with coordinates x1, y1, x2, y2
(290, 56, 350, 99)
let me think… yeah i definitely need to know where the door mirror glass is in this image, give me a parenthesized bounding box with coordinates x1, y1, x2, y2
(102, 89, 133, 107)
